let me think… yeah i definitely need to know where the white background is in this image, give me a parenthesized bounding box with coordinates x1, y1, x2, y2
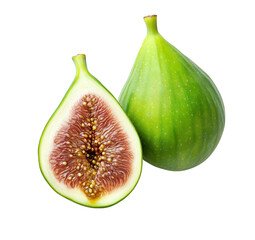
(1, 0, 254, 239)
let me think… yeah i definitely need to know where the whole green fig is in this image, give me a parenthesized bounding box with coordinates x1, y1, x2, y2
(119, 15, 225, 171)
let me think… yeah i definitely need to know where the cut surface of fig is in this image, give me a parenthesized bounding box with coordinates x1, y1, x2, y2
(50, 94, 133, 200)
(39, 54, 142, 207)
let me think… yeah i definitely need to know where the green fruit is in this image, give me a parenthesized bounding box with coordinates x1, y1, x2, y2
(39, 54, 142, 207)
(119, 15, 225, 171)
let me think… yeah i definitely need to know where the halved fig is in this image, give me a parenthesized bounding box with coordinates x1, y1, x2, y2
(38, 54, 142, 208)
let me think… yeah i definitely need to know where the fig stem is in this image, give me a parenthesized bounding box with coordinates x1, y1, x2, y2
(72, 54, 89, 76)
(144, 15, 158, 35)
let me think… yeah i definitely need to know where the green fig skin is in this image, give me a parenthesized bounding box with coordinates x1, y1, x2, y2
(119, 15, 225, 171)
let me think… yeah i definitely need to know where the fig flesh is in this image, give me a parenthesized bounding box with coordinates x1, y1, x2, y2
(39, 54, 142, 207)
(119, 15, 225, 171)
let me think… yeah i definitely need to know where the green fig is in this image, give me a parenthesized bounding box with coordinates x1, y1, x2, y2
(39, 54, 142, 207)
(119, 15, 225, 171)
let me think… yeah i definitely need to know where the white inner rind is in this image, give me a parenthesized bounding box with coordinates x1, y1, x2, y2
(39, 71, 142, 207)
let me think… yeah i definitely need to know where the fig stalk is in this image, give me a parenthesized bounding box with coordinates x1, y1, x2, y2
(72, 54, 89, 77)
(144, 15, 159, 35)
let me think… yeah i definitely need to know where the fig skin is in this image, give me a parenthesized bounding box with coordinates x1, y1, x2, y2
(119, 15, 225, 171)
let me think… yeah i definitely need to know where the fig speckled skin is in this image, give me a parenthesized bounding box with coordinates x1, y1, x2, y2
(119, 15, 225, 171)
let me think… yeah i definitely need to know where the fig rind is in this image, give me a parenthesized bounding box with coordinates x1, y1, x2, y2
(119, 15, 225, 171)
